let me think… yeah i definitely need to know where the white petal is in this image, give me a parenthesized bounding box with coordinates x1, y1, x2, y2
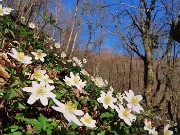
(52, 106, 63, 113)
(12, 48, 18, 55)
(40, 97, 48, 106)
(40, 57, 44, 62)
(31, 52, 36, 56)
(124, 118, 132, 126)
(63, 112, 72, 122)
(47, 92, 56, 98)
(22, 87, 33, 92)
(71, 114, 82, 126)
(27, 94, 39, 105)
(136, 95, 143, 101)
(74, 110, 84, 116)
(52, 98, 65, 108)
(7, 53, 15, 58)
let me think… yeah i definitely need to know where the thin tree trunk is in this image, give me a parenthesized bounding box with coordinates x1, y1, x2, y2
(69, 0, 86, 58)
(65, 0, 79, 54)
(159, 34, 173, 120)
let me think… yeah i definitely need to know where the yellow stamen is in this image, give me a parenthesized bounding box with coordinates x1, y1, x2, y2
(123, 109, 130, 118)
(131, 96, 139, 106)
(34, 70, 42, 79)
(73, 76, 80, 83)
(84, 115, 92, 124)
(65, 101, 77, 113)
(17, 52, 25, 60)
(147, 123, 152, 129)
(104, 95, 111, 104)
(36, 86, 46, 96)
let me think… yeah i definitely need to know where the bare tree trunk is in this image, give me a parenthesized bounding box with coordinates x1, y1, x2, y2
(159, 33, 173, 120)
(128, 50, 133, 90)
(65, 0, 79, 54)
(69, 1, 86, 58)
(143, 38, 154, 108)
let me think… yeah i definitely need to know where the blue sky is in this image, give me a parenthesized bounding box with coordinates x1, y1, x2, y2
(54, 0, 179, 57)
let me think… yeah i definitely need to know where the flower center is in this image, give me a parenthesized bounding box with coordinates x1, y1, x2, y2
(0, 8, 3, 13)
(131, 96, 139, 106)
(164, 130, 171, 135)
(44, 78, 48, 83)
(84, 115, 92, 124)
(34, 70, 42, 79)
(104, 95, 111, 104)
(123, 109, 130, 118)
(73, 76, 80, 83)
(65, 101, 77, 113)
(36, 86, 46, 96)
(147, 124, 152, 129)
(37, 50, 43, 58)
(17, 52, 25, 60)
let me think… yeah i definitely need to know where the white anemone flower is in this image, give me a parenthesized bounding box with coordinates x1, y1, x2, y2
(61, 52, 66, 58)
(3, 7, 13, 15)
(22, 81, 56, 106)
(31, 49, 47, 62)
(28, 22, 36, 29)
(144, 119, 153, 134)
(80, 69, 89, 76)
(151, 127, 158, 135)
(164, 124, 173, 135)
(0, 4, 4, 16)
(41, 74, 54, 85)
(97, 90, 117, 109)
(92, 77, 106, 87)
(80, 113, 96, 128)
(124, 90, 143, 113)
(64, 72, 86, 90)
(31, 68, 46, 81)
(54, 42, 61, 48)
(115, 105, 136, 126)
(82, 58, 87, 64)
(52, 98, 84, 126)
(8, 48, 32, 64)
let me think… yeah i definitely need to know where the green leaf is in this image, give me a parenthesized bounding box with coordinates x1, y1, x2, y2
(14, 113, 24, 120)
(9, 30, 15, 39)
(100, 112, 114, 119)
(69, 122, 78, 130)
(10, 125, 19, 132)
(18, 103, 26, 109)
(97, 131, 106, 135)
(26, 131, 32, 135)
(24, 118, 42, 133)
(12, 132, 22, 135)
(38, 114, 47, 130)
(6, 88, 15, 100)
(10, 81, 22, 87)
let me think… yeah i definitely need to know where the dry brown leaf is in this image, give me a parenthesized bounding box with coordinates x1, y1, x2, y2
(0, 53, 15, 68)
(0, 78, 5, 88)
(0, 64, 10, 78)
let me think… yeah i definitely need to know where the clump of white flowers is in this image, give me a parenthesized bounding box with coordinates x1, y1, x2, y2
(92, 76, 106, 87)
(28, 22, 36, 29)
(80, 113, 96, 128)
(61, 52, 66, 58)
(22, 81, 56, 106)
(52, 98, 84, 126)
(31, 49, 47, 62)
(64, 72, 86, 90)
(0, 4, 13, 16)
(54, 42, 61, 48)
(97, 89, 117, 109)
(8, 48, 32, 64)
